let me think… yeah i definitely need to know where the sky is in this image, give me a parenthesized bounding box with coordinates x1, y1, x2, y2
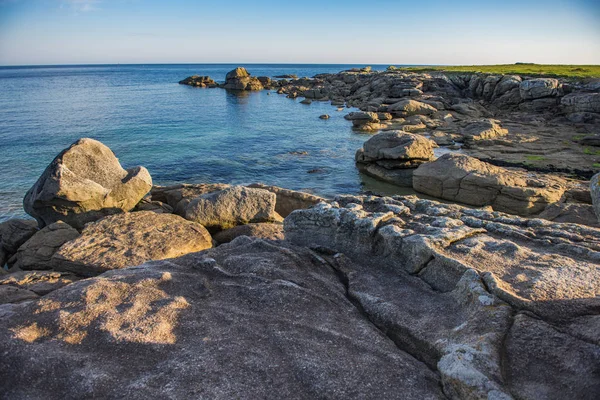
(0, 0, 599, 66)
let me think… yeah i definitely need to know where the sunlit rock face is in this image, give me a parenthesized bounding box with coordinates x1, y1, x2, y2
(0, 238, 445, 399)
(23, 138, 152, 229)
(285, 195, 600, 399)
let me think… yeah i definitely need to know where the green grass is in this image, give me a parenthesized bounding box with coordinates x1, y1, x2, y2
(524, 155, 547, 161)
(572, 134, 586, 141)
(388, 64, 600, 79)
(593, 163, 600, 168)
(584, 147, 600, 156)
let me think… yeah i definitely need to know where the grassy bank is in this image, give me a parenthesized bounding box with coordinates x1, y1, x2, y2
(389, 64, 600, 78)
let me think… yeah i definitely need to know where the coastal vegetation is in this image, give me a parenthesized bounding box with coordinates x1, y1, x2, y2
(388, 64, 600, 78)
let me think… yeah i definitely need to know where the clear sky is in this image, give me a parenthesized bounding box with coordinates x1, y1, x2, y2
(1, 0, 599, 66)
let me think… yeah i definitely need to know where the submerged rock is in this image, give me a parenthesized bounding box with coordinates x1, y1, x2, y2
(52, 211, 212, 277)
(23, 138, 152, 229)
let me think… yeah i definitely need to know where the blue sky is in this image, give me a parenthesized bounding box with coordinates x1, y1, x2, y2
(0, 0, 599, 65)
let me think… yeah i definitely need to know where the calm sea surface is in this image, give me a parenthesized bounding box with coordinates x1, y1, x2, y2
(0, 64, 414, 222)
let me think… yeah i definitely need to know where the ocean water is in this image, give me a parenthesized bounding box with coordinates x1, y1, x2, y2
(0, 64, 412, 222)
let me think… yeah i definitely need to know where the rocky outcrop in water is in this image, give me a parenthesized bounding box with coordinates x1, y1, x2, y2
(223, 67, 264, 91)
(355, 131, 436, 186)
(178, 75, 217, 88)
(23, 138, 152, 229)
(269, 69, 600, 177)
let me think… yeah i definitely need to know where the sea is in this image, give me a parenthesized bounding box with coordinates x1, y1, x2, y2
(0, 63, 416, 222)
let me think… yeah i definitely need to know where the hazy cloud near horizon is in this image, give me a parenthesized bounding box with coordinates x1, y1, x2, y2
(0, 0, 599, 65)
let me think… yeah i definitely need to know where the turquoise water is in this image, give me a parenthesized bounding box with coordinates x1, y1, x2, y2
(0, 64, 404, 222)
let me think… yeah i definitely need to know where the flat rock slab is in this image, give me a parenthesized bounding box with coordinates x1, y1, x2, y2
(0, 238, 444, 399)
(213, 222, 284, 244)
(52, 211, 213, 276)
(0, 270, 81, 295)
(0, 285, 38, 305)
(413, 153, 566, 215)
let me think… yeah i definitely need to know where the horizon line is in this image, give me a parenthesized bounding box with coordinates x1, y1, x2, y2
(2, 62, 599, 68)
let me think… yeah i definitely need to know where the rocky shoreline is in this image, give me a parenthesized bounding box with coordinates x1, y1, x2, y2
(1, 66, 600, 399)
(178, 67, 600, 228)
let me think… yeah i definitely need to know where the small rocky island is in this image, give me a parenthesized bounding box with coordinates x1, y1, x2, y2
(1, 66, 599, 399)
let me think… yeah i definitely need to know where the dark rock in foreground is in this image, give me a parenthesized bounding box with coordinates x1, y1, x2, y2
(0, 238, 445, 399)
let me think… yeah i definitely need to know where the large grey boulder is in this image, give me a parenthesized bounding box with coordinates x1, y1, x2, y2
(413, 153, 566, 215)
(387, 99, 437, 117)
(538, 202, 600, 227)
(52, 211, 213, 277)
(592, 173, 600, 222)
(519, 78, 560, 100)
(356, 131, 435, 163)
(247, 183, 324, 217)
(561, 92, 600, 114)
(151, 183, 231, 215)
(8, 221, 80, 270)
(344, 111, 382, 131)
(184, 186, 281, 231)
(0, 238, 445, 399)
(460, 118, 508, 143)
(355, 131, 435, 187)
(23, 138, 152, 229)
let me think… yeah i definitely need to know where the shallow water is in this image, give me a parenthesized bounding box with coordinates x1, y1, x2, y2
(0, 63, 414, 221)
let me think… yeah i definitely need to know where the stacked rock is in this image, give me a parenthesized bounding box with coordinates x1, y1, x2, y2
(355, 131, 436, 186)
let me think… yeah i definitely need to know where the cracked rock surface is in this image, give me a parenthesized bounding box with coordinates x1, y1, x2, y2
(285, 195, 600, 399)
(0, 237, 445, 399)
(1, 193, 598, 399)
